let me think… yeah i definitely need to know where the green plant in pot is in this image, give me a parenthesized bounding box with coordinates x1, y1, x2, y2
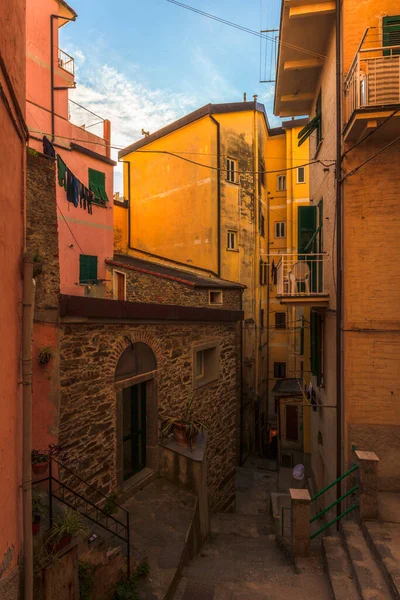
(160, 399, 206, 449)
(31, 444, 65, 475)
(32, 494, 47, 535)
(47, 509, 89, 554)
(32, 249, 44, 277)
(38, 345, 52, 365)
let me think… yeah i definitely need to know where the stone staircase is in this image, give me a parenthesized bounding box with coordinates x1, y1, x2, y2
(323, 495, 400, 600)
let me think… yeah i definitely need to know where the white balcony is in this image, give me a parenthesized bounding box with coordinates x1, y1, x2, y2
(344, 27, 400, 141)
(275, 254, 329, 306)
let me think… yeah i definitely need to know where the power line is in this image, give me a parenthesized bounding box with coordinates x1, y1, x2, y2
(343, 106, 400, 157)
(165, 0, 327, 60)
(343, 135, 400, 180)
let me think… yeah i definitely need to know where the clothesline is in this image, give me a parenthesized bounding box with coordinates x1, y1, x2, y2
(42, 136, 98, 215)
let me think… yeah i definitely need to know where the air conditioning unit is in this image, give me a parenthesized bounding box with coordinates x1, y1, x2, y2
(84, 282, 106, 299)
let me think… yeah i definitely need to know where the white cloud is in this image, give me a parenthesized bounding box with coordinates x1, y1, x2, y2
(69, 64, 198, 192)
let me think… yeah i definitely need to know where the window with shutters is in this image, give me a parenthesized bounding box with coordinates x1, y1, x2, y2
(297, 166, 306, 184)
(310, 310, 323, 386)
(274, 362, 286, 378)
(226, 158, 237, 183)
(260, 308, 264, 328)
(275, 312, 286, 329)
(383, 16, 400, 56)
(88, 168, 108, 205)
(79, 254, 98, 283)
(259, 207, 265, 236)
(298, 90, 322, 147)
(277, 174, 286, 191)
(275, 221, 286, 238)
(298, 206, 317, 253)
(259, 260, 268, 285)
(259, 156, 266, 187)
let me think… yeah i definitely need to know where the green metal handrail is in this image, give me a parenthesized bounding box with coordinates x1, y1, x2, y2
(310, 485, 358, 524)
(310, 464, 358, 502)
(310, 503, 358, 540)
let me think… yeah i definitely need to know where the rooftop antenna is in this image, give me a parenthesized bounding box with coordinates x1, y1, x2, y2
(141, 128, 149, 137)
(243, 92, 247, 102)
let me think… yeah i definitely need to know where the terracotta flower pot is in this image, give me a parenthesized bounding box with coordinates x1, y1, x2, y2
(32, 518, 40, 535)
(32, 461, 49, 475)
(52, 535, 72, 554)
(173, 423, 198, 448)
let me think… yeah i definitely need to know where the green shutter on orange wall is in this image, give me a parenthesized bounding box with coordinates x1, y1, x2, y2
(298, 206, 316, 253)
(79, 254, 98, 283)
(89, 168, 108, 204)
(383, 16, 400, 56)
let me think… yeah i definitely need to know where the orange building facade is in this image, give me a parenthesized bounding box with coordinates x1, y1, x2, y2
(0, 1, 27, 597)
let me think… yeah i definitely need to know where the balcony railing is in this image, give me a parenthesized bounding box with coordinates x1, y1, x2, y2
(68, 99, 106, 138)
(275, 254, 327, 299)
(58, 48, 74, 76)
(344, 27, 400, 124)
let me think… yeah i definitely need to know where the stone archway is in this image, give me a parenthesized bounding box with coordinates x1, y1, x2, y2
(114, 341, 159, 490)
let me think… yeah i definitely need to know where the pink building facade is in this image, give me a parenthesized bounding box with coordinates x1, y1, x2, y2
(26, 0, 115, 296)
(0, 1, 26, 597)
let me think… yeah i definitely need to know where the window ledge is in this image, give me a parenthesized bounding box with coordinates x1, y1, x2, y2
(225, 180, 239, 187)
(226, 248, 239, 253)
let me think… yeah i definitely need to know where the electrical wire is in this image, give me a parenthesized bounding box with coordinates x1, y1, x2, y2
(343, 135, 400, 180)
(165, 0, 328, 60)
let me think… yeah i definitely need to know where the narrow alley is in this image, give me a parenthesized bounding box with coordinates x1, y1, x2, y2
(173, 459, 331, 600)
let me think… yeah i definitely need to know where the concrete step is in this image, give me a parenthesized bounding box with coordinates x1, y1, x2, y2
(341, 520, 394, 600)
(322, 535, 361, 600)
(211, 513, 274, 538)
(363, 521, 400, 599)
(378, 493, 400, 524)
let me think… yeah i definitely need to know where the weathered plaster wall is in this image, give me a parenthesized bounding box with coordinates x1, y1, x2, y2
(59, 321, 240, 512)
(0, 0, 26, 593)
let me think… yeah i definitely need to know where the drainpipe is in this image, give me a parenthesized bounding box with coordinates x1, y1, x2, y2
(22, 253, 35, 600)
(118, 159, 131, 250)
(335, 0, 344, 522)
(50, 14, 76, 141)
(209, 112, 221, 277)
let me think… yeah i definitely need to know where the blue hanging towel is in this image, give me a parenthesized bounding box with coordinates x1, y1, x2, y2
(43, 136, 56, 159)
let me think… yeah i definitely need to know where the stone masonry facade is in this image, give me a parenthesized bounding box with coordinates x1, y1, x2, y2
(59, 320, 241, 512)
(106, 260, 242, 311)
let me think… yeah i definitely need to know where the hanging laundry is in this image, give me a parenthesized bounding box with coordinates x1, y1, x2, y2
(43, 136, 56, 159)
(57, 155, 68, 190)
(79, 182, 85, 209)
(66, 169, 79, 208)
(87, 190, 94, 215)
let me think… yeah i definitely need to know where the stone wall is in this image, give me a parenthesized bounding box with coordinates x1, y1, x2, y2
(59, 320, 241, 512)
(26, 149, 60, 311)
(107, 263, 242, 311)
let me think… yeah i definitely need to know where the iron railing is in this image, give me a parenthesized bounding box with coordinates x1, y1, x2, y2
(68, 99, 106, 138)
(274, 253, 327, 298)
(33, 458, 131, 577)
(344, 27, 400, 124)
(309, 463, 359, 540)
(58, 48, 74, 76)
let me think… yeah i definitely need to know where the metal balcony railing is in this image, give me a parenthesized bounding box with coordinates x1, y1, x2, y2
(58, 48, 75, 76)
(344, 27, 400, 124)
(68, 99, 106, 138)
(275, 253, 327, 298)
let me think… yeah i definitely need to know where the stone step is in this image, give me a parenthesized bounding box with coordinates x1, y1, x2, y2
(363, 521, 400, 599)
(341, 520, 394, 600)
(322, 535, 361, 600)
(211, 512, 274, 538)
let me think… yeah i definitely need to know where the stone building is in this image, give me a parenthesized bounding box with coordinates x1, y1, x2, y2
(27, 149, 243, 513)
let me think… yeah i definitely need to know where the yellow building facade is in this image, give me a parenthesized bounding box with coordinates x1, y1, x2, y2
(116, 101, 311, 460)
(274, 0, 400, 501)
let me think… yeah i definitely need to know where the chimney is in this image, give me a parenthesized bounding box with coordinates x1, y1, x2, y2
(243, 92, 247, 102)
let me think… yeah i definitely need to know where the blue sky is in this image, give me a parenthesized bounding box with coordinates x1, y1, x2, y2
(61, 0, 282, 191)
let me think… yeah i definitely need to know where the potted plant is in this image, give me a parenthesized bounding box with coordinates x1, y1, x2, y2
(48, 509, 89, 554)
(160, 399, 206, 449)
(32, 494, 47, 535)
(31, 444, 65, 475)
(38, 346, 52, 365)
(32, 249, 44, 277)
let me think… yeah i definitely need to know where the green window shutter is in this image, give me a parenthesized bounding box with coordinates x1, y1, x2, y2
(298, 91, 322, 146)
(80, 254, 98, 283)
(89, 168, 109, 204)
(298, 206, 316, 253)
(383, 16, 400, 56)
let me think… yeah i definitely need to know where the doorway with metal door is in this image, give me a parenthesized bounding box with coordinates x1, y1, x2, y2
(123, 382, 146, 480)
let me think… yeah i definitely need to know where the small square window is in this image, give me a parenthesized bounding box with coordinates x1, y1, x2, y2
(275, 222, 286, 238)
(209, 290, 223, 305)
(297, 167, 305, 184)
(274, 362, 286, 378)
(226, 158, 237, 183)
(277, 175, 286, 191)
(275, 312, 286, 329)
(193, 344, 220, 388)
(227, 230, 237, 250)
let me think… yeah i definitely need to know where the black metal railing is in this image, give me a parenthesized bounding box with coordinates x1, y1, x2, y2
(33, 458, 130, 577)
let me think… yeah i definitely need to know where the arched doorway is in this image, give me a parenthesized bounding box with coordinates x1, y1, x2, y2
(114, 341, 158, 487)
